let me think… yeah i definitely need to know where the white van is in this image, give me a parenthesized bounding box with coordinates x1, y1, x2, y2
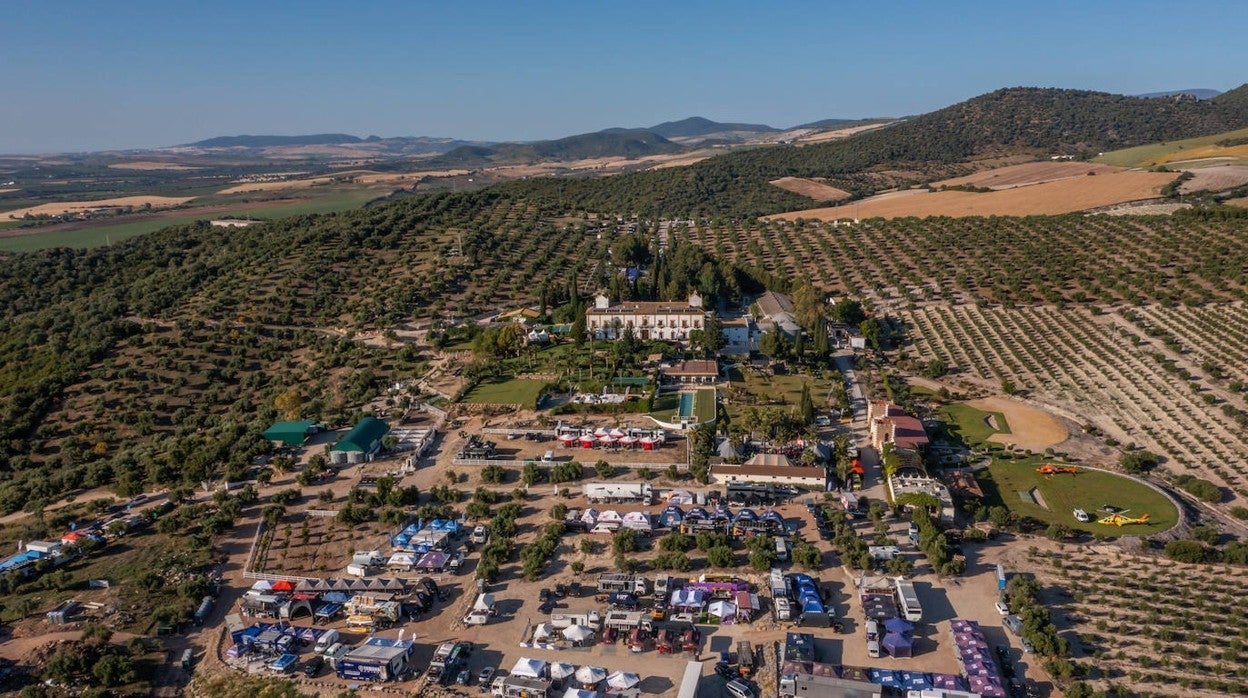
(774, 537, 788, 561)
(321, 643, 347, 667)
(867, 640, 881, 658)
(541, 450, 555, 462)
(313, 629, 340, 654)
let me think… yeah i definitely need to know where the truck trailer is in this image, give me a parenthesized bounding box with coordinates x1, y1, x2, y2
(597, 573, 649, 595)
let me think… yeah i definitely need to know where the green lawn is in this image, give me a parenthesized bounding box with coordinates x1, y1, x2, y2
(941, 402, 1010, 445)
(693, 388, 717, 422)
(649, 392, 681, 422)
(723, 365, 833, 421)
(977, 455, 1178, 535)
(460, 377, 546, 406)
(649, 388, 717, 424)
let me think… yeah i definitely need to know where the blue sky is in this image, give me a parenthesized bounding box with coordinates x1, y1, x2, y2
(1, 0, 1243, 152)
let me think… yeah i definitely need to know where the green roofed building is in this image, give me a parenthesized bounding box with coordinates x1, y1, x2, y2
(264, 420, 317, 447)
(330, 416, 389, 465)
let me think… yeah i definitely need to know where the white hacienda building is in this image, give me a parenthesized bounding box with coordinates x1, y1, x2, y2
(587, 292, 706, 341)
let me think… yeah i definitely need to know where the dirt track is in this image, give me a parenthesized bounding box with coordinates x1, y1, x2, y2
(964, 396, 1069, 452)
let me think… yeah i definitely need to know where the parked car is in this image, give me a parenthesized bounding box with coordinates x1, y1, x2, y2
(725, 679, 755, 698)
(478, 667, 496, 687)
(302, 656, 324, 678)
(995, 601, 1010, 616)
(715, 662, 738, 680)
(456, 669, 472, 686)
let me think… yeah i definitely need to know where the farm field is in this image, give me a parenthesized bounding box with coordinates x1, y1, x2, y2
(764, 171, 1177, 220)
(1020, 544, 1248, 697)
(1178, 164, 1248, 193)
(933, 161, 1123, 189)
(0, 187, 381, 252)
(2, 195, 195, 219)
(685, 215, 1248, 306)
(977, 455, 1178, 534)
(963, 396, 1067, 452)
(899, 303, 1248, 505)
(768, 176, 851, 201)
(1094, 126, 1248, 167)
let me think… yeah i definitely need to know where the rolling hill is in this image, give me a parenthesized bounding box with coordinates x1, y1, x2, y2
(428, 128, 685, 167)
(182, 133, 366, 148)
(645, 116, 779, 138)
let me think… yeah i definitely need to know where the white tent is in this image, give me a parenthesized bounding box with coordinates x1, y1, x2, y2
(562, 624, 595, 642)
(670, 588, 707, 608)
(387, 552, 416, 567)
(563, 690, 597, 698)
(250, 580, 273, 591)
(532, 622, 555, 641)
(606, 671, 641, 689)
(580, 508, 600, 525)
(550, 662, 578, 680)
(597, 510, 622, 523)
(511, 657, 548, 679)
(708, 600, 738, 618)
(668, 490, 694, 504)
(622, 511, 652, 531)
(575, 665, 607, 686)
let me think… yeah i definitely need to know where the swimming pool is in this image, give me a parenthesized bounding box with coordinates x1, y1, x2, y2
(678, 392, 694, 418)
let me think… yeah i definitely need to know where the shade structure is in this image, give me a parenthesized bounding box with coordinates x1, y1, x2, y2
(580, 508, 599, 525)
(575, 665, 607, 686)
(388, 552, 416, 567)
(416, 550, 448, 569)
(562, 624, 595, 642)
(251, 580, 273, 591)
(533, 622, 555, 640)
(617, 435, 638, 447)
(686, 506, 709, 520)
(322, 591, 349, 603)
(707, 600, 737, 618)
(580, 436, 596, 448)
(869, 668, 902, 687)
(884, 617, 914, 634)
(606, 671, 641, 690)
(550, 662, 578, 680)
(609, 427, 626, 438)
(883, 632, 913, 658)
(594, 427, 609, 437)
(670, 588, 706, 608)
(639, 437, 657, 450)
(733, 508, 758, 522)
(558, 434, 577, 444)
(597, 510, 622, 523)
(659, 506, 684, 528)
(563, 690, 597, 698)
(598, 435, 616, 445)
(668, 489, 693, 504)
(271, 580, 294, 592)
(512, 657, 548, 679)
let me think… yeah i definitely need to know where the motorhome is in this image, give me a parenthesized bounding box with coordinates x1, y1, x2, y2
(549, 611, 603, 631)
(583, 482, 654, 505)
(314, 629, 341, 654)
(597, 573, 648, 595)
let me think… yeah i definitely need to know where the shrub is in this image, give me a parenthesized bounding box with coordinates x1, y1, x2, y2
(1120, 449, 1159, 474)
(706, 545, 735, 568)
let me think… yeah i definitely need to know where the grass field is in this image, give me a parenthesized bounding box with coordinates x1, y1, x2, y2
(0, 188, 379, 252)
(723, 366, 833, 421)
(976, 455, 1178, 535)
(940, 403, 1010, 445)
(460, 377, 546, 406)
(1094, 126, 1248, 167)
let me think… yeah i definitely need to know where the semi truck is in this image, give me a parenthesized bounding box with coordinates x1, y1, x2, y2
(895, 579, 922, 622)
(597, 573, 648, 595)
(583, 482, 654, 505)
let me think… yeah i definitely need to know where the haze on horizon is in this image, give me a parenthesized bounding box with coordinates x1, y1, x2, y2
(1, 0, 1243, 154)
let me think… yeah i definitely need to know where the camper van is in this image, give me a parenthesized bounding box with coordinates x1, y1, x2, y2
(774, 537, 788, 562)
(314, 629, 340, 654)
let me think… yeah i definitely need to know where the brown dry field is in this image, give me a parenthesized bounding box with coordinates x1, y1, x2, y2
(3, 195, 194, 219)
(933, 161, 1123, 190)
(964, 396, 1069, 452)
(1178, 164, 1248, 193)
(217, 170, 468, 195)
(1227, 196, 1248, 208)
(0, 188, 18, 194)
(793, 121, 897, 143)
(769, 177, 851, 202)
(107, 161, 201, 171)
(766, 171, 1177, 221)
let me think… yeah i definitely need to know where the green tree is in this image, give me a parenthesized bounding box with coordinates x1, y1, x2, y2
(706, 545, 735, 568)
(798, 382, 815, 425)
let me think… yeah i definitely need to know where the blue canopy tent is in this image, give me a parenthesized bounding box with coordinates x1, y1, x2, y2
(869, 669, 902, 688)
(884, 617, 914, 634)
(901, 672, 933, 691)
(659, 507, 685, 528)
(712, 505, 732, 521)
(883, 632, 913, 658)
(733, 508, 758, 523)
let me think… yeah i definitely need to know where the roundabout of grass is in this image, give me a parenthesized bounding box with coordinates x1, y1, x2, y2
(976, 455, 1178, 535)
